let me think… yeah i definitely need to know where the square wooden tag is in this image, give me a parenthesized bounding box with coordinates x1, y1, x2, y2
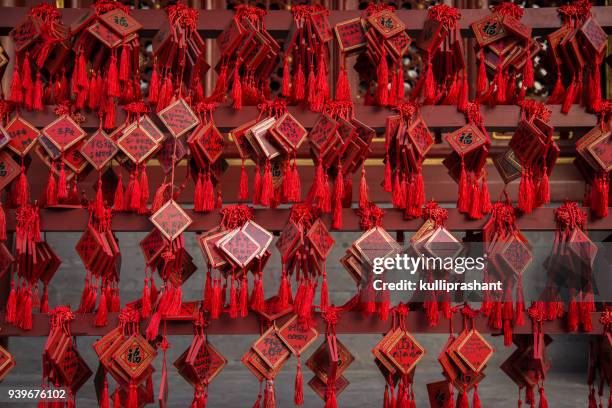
(497, 234, 532, 277)
(408, 118, 434, 158)
(271, 113, 307, 151)
(311, 10, 333, 43)
(140, 228, 168, 266)
(334, 18, 366, 53)
(6, 116, 39, 157)
(242, 221, 273, 257)
(117, 125, 158, 164)
(219, 229, 261, 268)
(0, 150, 20, 191)
(308, 375, 349, 400)
(367, 10, 405, 38)
(158, 98, 199, 138)
(381, 330, 425, 375)
(80, 129, 118, 171)
(113, 334, 156, 380)
(150, 200, 193, 241)
(87, 22, 122, 49)
(275, 220, 303, 263)
(454, 330, 494, 373)
(354, 227, 400, 265)
(471, 14, 507, 47)
(99, 9, 142, 37)
(278, 315, 319, 356)
(252, 327, 291, 371)
(445, 124, 488, 156)
(587, 131, 612, 172)
(306, 219, 335, 259)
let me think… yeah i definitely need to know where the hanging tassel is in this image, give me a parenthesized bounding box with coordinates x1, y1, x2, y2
(148, 64, 160, 103)
(141, 277, 151, 318)
(473, 384, 482, 408)
(119, 45, 130, 83)
(130, 169, 141, 212)
(39, 284, 49, 313)
(307, 64, 317, 110)
(523, 47, 534, 89)
(263, 380, 276, 408)
(239, 160, 249, 200)
(194, 172, 204, 212)
(229, 274, 238, 319)
(13, 165, 30, 207)
(231, 66, 242, 110)
(332, 166, 344, 229)
(113, 175, 124, 212)
(518, 168, 533, 214)
(515, 275, 525, 326)
(33, 72, 43, 111)
(477, 49, 487, 95)
(320, 273, 329, 310)
(95, 286, 108, 327)
(282, 57, 291, 97)
(377, 50, 389, 106)
(113, 388, 121, 408)
(359, 166, 369, 209)
(458, 72, 469, 112)
(495, 66, 506, 104)
(567, 289, 579, 332)
(389, 66, 398, 106)
(291, 159, 301, 202)
(548, 71, 565, 104)
(260, 162, 274, 207)
(538, 387, 548, 408)
(458, 158, 469, 213)
(424, 56, 435, 102)
(239, 275, 249, 317)
(45, 169, 57, 206)
(139, 166, 149, 214)
(469, 177, 482, 220)
(294, 357, 304, 406)
(588, 57, 602, 110)
(252, 384, 263, 408)
(100, 377, 110, 408)
(250, 274, 265, 313)
(561, 77, 576, 114)
(127, 381, 138, 408)
(294, 64, 306, 101)
(57, 162, 68, 201)
(5, 278, 16, 323)
(277, 271, 291, 310)
(22, 287, 32, 330)
(335, 65, 351, 102)
(107, 54, 120, 97)
(537, 166, 550, 206)
(10, 56, 22, 103)
(252, 165, 261, 205)
(457, 388, 469, 408)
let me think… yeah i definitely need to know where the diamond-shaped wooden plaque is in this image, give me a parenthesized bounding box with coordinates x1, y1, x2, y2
(158, 98, 199, 138)
(117, 125, 158, 164)
(306, 219, 335, 259)
(43, 115, 86, 152)
(150, 200, 193, 241)
(80, 129, 118, 171)
(6, 116, 39, 157)
(455, 330, 494, 373)
(278, 315, 319, 356)
(0, 150, 20, 191)
(113, 334, 156, 380)
(382, 330, 425, 375)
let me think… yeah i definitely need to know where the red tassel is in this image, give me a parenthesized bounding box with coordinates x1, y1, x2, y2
(22, 287, 32, 330)
(14, 165, 30, 207)
(113, 388, 121, 408)
(263, 380, 276, 408)
(359, 166, 369, 209)
(495, 66, 506, 104)
(45, 169, 57, 207)
(281, 57, 291, 97)
(141, 278, 151, 318)
(515, 276, 525, 326)
(320, 273, 329, 310)
(335, 65, 351, 102)
(231, 67, 242, 110)
(477, 50, 487, 95)
(424, 57, 435, 102)
(130, 169, 141, 212)
(589, 58, 602, 110)
(139, 167, 149, 214)
(480, 173, 491, 214)
(148, 65, 160, 103)
(377, 50, 389, 106)
(33, 72, 43, 111)
(307, 65, 317, 110)
(260, 163, 273, 207)
(294, 64, 306, 101)
(39, 284, 48, 313)
(99, 377, 110, 408)
(95, 287, 108, 327)
(383, 153, 392, 192)
(538, 167, 550, 206)
(469, 178, 482, 220)
(5, 279, 16, 323)
(389, 66, 398, 106)
(119, 45, 129, 83)
(518, 168, 533, 214)
(56, 162, 68, 201)
(10, 57, 23, 103)
(523, 47, 534, 89)
(315, 53, 329, 111)
(277, 271, 291, 309)
(562, 77, 575, 114)
(250, 274, 265, 313)
(229, 274, 238, 318)
(473, 384, 482, 408)
(457, 388, 469, 408)
(294, 357, 304, 406)
(332, 167, 344, 229)
(107, 54, 120, 98)
(127, 382, 138, 408)
(113, 175, 124, 212)
(458, 72, 469, 112)
(253, 165, 261, 205)
(548, 72, 565, 104)
(538, 387, 548, 408)
(458, 159, 469, 213)
(567, 289, 579, 332)
(194, 172, 203, 212)
(239, 160, 249, 200)
(239, 275, 249, 318)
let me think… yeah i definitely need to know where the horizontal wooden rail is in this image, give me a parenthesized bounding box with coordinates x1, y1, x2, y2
(21, 105, 597, 132)
(7, 207, 612, 232)
(0, 7, 610, 37)
(0, 311, 603, 336)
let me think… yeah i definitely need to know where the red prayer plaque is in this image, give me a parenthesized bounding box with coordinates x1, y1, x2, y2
(306, 219, 335, 259)
(387, 31, 412, 57)
(113, 335, 156, 380)
(158, 98, 200, 138)
(198, 231, 228, 269)
(498, 235, 532, 277)
(242, 221, 273, 256)
(138, 115, 166, 143)
(306, 339, 354, 383)
(308, 375, 349, 400)
(278, 315, 319, 356)
(189, 342, 227, 384)
(587, 131, 612, 172)
(6, 116, 40, 157)
(275, 220, 302, 263)
(367, 10, 406, 38)
(200, 124, 224, 163)
(416, 19, 443, 53)
(427, 381, 452, 408)
(494, 149, 522, 184)
(10, 16, 41, 52)
(568, 228, 598, 268)
(272, 113, 307, 151)
(156, 137, 187, 174)
(117, 125, 158, 164)
(382, 331, 425, 375)
(455, 330, 494, 373)
(309, 114, 338, 153)
(501, 15, 531, 41)
(311, 11, 333, 42)
(63, 142, 89, 174)
(579, 18, 607, 55)
(424, 228, 463, 260)
(87, 22, 122, 48)
(0, 150, 20, 191)
(42, 115, 86, 152)
(80, 129, 118, 171)
(150, 200, 193, 241)
(471, 14, 507, 47)
(334, 18, 366, 53)
(408, 118, 434, 158)
(219, 229, 260, 268)
(0, 344, 15, 381)
(252, 327, 291, 370)
(445, 124, 488, 156)
(354, 227, 399, 265)
(99, 9, 142, 37)
(140, 228, 167, 266)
